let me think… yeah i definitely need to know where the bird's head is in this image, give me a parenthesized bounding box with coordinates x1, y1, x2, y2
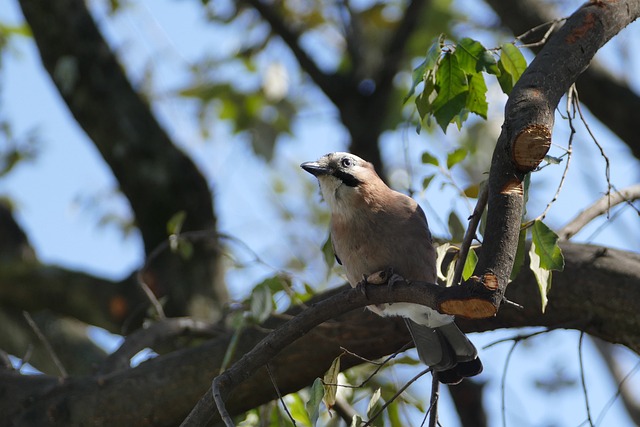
(300, 152, 381, 211)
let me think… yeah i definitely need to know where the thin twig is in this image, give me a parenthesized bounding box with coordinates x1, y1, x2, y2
(427, 372, 440, 427)
(515, 17, 568, 48)
(452, 183, 489, 286)
(363, 367, 431, 427)
(579, 332, 595, 427)
(266, 363, 297, 426)
(326, 343, 413, 389)
(501, 340, 518, 427)
(558, 183, 640, 241)
(22, 311, 68, 378)
(535, 85, 576, 223)
(595, 358, 640, 426)
(574, 92, 613, 218)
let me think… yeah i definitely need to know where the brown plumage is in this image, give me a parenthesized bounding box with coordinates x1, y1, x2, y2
(302, 152, 482, 384)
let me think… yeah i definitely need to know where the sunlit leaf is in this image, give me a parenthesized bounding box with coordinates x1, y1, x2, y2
(531, 220, 564, 271)
(454, 37, 486, 74)
(529, 239, 552, 313)
(289, 393, 312, 426)
(466, 72, 488, 119)
(462, 248, 478, 280)
(432, 53, 468, 132)
(421, 151, 439, 166)
(498, 43, 527, 94)
(435, 243, 452, 281)
(446, 147, 467, 169)
(350, 415, 363, 427)
(529, 220, 564, 312)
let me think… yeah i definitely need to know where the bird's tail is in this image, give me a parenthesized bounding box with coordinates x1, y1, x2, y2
(405, 319, 483, 385)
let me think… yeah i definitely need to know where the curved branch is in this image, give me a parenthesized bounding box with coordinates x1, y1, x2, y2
(18, 0, 227, 318)
(558, 183, 640, 240)
(447, 0, 640, 318)
(483, 0, 640, 161)
(3, 243, 640, 426)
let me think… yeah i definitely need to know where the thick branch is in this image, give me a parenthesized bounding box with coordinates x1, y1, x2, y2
(484, 0, 640, 161)
(446, 1, 640, 318)
(0, 262, 145, 334)
(3, 242, 634, 427)
(18, 0, 226, 318)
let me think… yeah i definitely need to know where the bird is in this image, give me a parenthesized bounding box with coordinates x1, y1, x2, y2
(301, 152, 482, 384)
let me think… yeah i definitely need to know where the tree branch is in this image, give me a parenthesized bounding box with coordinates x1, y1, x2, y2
(18, 0, 226, 318)
(558, 183, 640, 241)
(483, 0, 640, 161)
(446, 0, 640, 318)
(0, 262, 145, 334)
(243, 0, 349, 106)
(3, 242, 640, 426)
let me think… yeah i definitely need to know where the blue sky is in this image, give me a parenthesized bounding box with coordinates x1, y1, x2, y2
(1, 0, 639, 425)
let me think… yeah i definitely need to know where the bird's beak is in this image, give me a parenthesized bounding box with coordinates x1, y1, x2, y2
(300, 161, 331, 177)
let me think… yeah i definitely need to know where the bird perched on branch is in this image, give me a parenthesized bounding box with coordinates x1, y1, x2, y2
(301, 152, 482, 384)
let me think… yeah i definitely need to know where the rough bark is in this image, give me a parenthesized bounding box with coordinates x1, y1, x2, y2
(3, 242, 639, 427)
(444, 0, 640, 318)
(17, 0, 227, 319)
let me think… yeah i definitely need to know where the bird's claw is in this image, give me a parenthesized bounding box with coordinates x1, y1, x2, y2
(355, 274, 369, 298)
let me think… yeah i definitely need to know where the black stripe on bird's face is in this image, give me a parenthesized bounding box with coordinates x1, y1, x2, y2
(333, 169, 361, 187)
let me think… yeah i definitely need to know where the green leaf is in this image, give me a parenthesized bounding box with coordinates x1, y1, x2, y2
(322, 234, 335, 270)
(496, 60, 514, 95)
(446, 147, 467, 169)
(529, 220, 564, 312)
(422, 174, 435, 190)
(498, 43, 527, 94)
(322, 356, 341, 411)
(435, 243, 452, 282)
(479, 50, 500, 75)
(306, 378, 324, 426)
(462, 248, 478, 280)
(466, 72, 488, 119)
(367, 388, 382, 418)
(166, 210, 187, 236)
(289, 393, 312, 426)
(448, 211, 466, 241)
(405, 35, 444, 102)
(531, 220, 564, 271)
(432, 53, 469, 132)
(350, 415, 363, 427)
(454, 38, 486, 74)
(529, 238, 552, 313)
(421, 151, 439, 166)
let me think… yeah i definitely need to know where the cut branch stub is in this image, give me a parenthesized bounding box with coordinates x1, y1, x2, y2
(438, 274, 500, 319)
(512, 124, 552, 172)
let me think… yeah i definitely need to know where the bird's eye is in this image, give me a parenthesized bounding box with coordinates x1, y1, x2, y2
(341, 157, 353, 168)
